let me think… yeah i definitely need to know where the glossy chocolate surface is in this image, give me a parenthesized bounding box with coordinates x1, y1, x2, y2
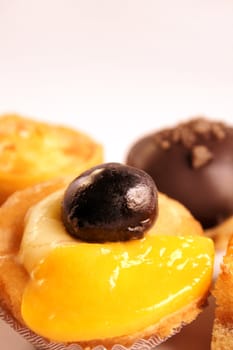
(126, 118, 233, 228)
(62, 162, 158, 242)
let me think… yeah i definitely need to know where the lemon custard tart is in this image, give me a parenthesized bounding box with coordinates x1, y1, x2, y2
(0, 114, 103, 205)
(0, 163, 214, 349)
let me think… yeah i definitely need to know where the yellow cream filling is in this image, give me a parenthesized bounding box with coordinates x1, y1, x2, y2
(20, 191, 214, 342)
(0, 115, 99, 176)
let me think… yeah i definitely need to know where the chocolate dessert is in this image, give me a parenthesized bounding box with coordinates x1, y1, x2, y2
(126, 118, 233, 229)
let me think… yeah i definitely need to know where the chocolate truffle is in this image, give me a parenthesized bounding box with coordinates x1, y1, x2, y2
(126, 118, 233, 229)
(62, 163, 158, 243)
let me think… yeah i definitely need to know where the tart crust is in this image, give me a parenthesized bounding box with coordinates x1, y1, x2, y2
(212, 235, 233, 349)
(206, 216, 233, 252)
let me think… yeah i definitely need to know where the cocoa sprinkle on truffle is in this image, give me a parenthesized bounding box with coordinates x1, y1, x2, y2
(191, 145, 213, 169)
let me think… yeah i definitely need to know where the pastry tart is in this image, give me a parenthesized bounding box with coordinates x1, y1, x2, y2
(0, 163, 214, 350)
(0, 114, 103, 205)
(212, 234, 233, 349)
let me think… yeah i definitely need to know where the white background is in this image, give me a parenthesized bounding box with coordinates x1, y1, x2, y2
(0, 0, 233, 349)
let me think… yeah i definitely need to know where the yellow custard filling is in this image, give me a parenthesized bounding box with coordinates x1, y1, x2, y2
(19, 191, 214, 342)
(0, 115, 100, 176)
(0, 115, 103, 204)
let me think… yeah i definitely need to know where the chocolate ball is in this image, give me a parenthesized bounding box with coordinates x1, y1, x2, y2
(126, 118, 233, 229)
(62, 162, 158, 242)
